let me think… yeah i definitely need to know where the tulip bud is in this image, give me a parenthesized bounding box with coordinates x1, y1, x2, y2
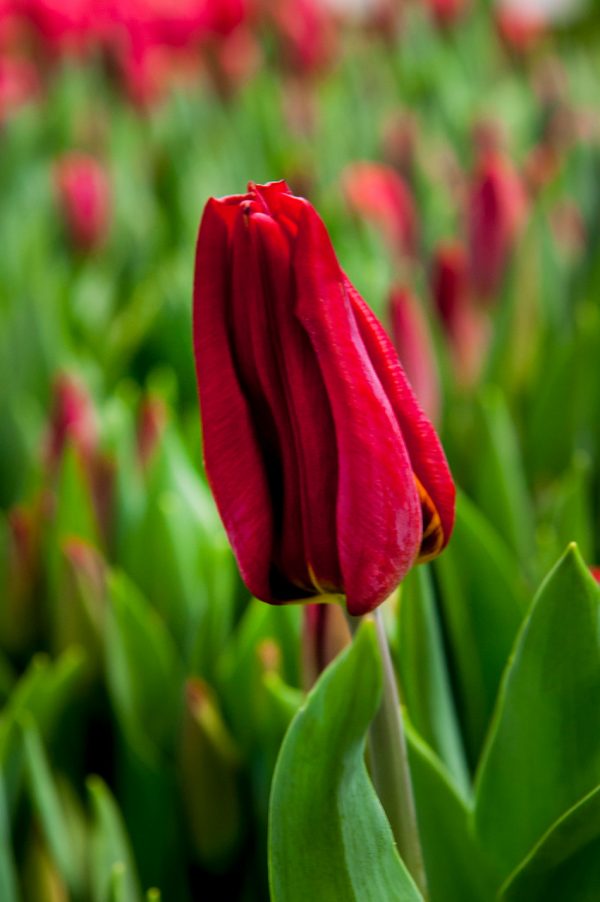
(53, 538, 106, 669)
(22, 0, 103, 57)
(44, 374, 97, 472)
(389, 286, 441, 425)
(467, 150, 527, 303)
(424, 0, 469, 29)
(0, 56, 39, 125)
(381, 112, 419, 179)
(342, 161, 418, 260)
(193, 181, 454, 615)
(264, 0, 338, 77)
(136, 395, 168, 470)
(431, 240, 489, 388)
(496, 6, 546, 53)
(2, 501, 42, 654)
(54, 153, 111, 254)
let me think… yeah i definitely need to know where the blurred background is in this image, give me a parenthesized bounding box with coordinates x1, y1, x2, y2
(1, 0, 600, 899)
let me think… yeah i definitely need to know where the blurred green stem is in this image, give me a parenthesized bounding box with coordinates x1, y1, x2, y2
(352, 607, 428, 899)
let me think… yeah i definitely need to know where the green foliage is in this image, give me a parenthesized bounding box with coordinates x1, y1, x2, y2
(1, 2, 599, 898)
(474, 544, 600, 880)
(434, 492, 528, 767)
(269, 621, 422, 902)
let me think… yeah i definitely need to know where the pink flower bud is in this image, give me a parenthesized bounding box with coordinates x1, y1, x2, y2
(424, 0, 469, 29)
(431, 240, 489, 387)
(342, 161, 418, 260)
(54, 152, 111, 253)
(467, 150, 527, 302)
(44, 373, 98, 470)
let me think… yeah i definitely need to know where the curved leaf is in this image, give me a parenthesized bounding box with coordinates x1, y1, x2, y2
(474, 544, 600, 880)
(268, 620, 422, 902)
(407, 727, 496, 902)
(500, 784, 600, 901)
(433, 492, 527, 768)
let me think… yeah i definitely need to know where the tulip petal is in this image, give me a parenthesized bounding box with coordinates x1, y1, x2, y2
(193, 199, 274, 602)
(346, 280, 456, 556)
(251, 212, 341, 594)
(292, 201, 422, 615)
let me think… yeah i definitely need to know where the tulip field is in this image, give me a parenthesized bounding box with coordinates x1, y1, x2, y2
(2, 1, 600, 900)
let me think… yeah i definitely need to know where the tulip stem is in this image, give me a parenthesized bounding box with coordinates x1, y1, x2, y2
(368, 608, 428, 899)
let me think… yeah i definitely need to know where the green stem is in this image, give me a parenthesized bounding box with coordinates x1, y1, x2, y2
(358, 608, 429, 899)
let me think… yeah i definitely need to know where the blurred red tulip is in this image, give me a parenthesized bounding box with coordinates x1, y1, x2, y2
(106, 0, 252, 104)
(18, 0, 98, 56)
(389, 286, 441, 424)
(342, 161, 418, 260)
(136, 394, 168, 469)
(431, 240, 489, 387)
(264, 0, 337, 76)
(381, 111, 419, 178)
(467, 150, 527, 302)
(425, 0, 469, 28)
(193, 181, 454, 615)
(54, 152, 111, 253)
(496, 6, 546, 52)
(44, 373, 98, 471)
(0, 56, 39, 123)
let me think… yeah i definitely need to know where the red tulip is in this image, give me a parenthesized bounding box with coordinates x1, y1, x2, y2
(136, 394, 168, 469)
(467, 150, 527, 302)
(342, 161, 418, 260)
(54, 152, 111, 253)
(496, 6, 546, 53)
(424, 0, 468, 29)
(104, 0, 251, 104)
(0, 56, 39, 123)
(264, 0, 337, 77)
(431, 240, 489, 387)
(193, 181, 454, 615)
(18, 0, 97, 56)
(45, 373, 97, 471)
(389, 286, 440, 425)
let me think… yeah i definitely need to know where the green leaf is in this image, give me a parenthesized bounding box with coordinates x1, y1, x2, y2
(500, 784, 600, 901)
(268, 621, 423, 902)
(105, 570, 184, 757)
(0, 649, 86, 814)
(537, 453, 594, 575)
(112, 734, 183, 895)
(52, 538, 106, 671)
(474, 544, 600, 880)
(88, 776, 142, 902)
(179, 678, 242, 869)
(0, 776, 18, 902)
(218, 599, 301, 755)
(524, 339, 577, 480)
(407, 727, 496, 902)
(434, 492, 528, 768)
(21, 718, 85, 896)
(471, 387, 534, 564)
(398, 565, 470, 798)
